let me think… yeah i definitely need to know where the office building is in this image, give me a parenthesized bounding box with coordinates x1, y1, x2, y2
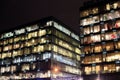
(0, 17, 81, 80)
(79, 0, 120, 80)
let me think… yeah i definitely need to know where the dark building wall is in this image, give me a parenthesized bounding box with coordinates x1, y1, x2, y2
(83, 72, 120, 80)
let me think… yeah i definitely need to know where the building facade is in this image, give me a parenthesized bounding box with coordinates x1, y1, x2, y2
(79, 0, 120, 80)
(0, 17, 81, 80)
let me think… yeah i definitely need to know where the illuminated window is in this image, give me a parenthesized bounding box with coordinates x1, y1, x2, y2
(13, 50, 23, 57)
(116, 66, 120, 72)
(27, 31, 38, 39)
(9, 38, 13, 43)
(31, 63, 36, 70)
(3, 45, 12, 51)
(93, 25, 100, 33)
(14, 36, 21, 42)
(106, 52, 120, 62)
(115, 20, 120, 28)
(116, 41, 120, 49)
(85, 66, 91, 74)
(84, 27, 90, 35)
(46, 21, 53, 26)
(53, 45, 73, 58)
(25, 39, 38, 47)
(13, 43, 20, 49)
(84, 36, 91, 44)
(83, 56, 91, 64)
(80, 10, 89, 17)
(92, 55, 102, 63)
(76, 55, 80, 61)
(104, 64, 116, 72)
(94, 44, 102, 53)
(84, 46, 91, 54)
(105, 32, 113, 40)
(24, 48, 30, 54)
(113, 2, 118, 9)
(32, 45, 44, 53)
(15, 28, 25, 35)
(92, 66, 95, 73)
(11, 66, 16, 72)
(22, 64, 30, 71)
(106, 4, 110, 10)
(75, 48, 81, 54)
(1, 67, 5, 73)
(91, 34, 101, 42)
(26, 25, 39, 32)
(6, 66, 10, 72)
(38, 29, 46, 37)
(2, 52, 11, 59)
(92, 8, 98, 14)
(100, 14, 108, 21)
(39, 38, 47, 44)
(96, 65, 101, 73)
(105, 42, 114, 51)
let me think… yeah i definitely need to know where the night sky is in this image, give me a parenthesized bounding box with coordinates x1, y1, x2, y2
(1, 0, 89, 34)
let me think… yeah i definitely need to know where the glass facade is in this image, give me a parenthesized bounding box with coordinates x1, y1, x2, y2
(0, 17, 81, 80)
(80, 0, 120, 75)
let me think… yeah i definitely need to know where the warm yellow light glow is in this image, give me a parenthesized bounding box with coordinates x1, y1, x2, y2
(54, 68, 58, 72)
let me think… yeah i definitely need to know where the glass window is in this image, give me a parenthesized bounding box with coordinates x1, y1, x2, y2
(13, 50, 23, 57)
(96, 65, 101, 73)
(42, 52, 51, 60)
(9, 38, 13, 43)
(13, 43, 20, 49)
(31, 63, 36, 70)
(84, 46, 91, 54)
(105, 42, 114, 51)
(106, 4, 110, 11)
(106, 52, 120, 62)
(100, 14, 108, 21)
(14, 36, 21, 42)
(24, 48, 30, 54)
(80, 10, 89, 17)
(27, 31, 38, 39)
(116, 65, 120, 72)
(26, 25, 39, 32)
(85, 66, 91, 74)
(104, 64, 116, 72)
(53, 45, 73, 58)
(92, 55, 102, 63)
(11, 65, 16, 72)
(113, 2, 118, 9)
(1, 67, 5, 73)
(93, 25, 100, 33)
(38, 29, 46, 37)
(91, 34, 101, 43)
(75, 48, 81, 54)
(115, 41, 120, 49)
(3, 45, 12, 51)
(105, 32, 113, 40)
(32, 45, 44, 53)
(25, 38, 38, 47)
(115, 20, 120, 28)
(84, 27, 90, 35)
(94, 44, 102, 53)
(22, 64, 30, 71)
(92, 8, 98, 14)
(83, 56, 91, 64)
(2, 52, 11, 59)
(6, 66, 10, 72)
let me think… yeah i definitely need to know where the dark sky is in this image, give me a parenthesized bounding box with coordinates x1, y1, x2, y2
(1, 0, 89, 34)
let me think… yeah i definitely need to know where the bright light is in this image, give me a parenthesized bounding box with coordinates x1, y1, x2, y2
(54, 68, 58, 72)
